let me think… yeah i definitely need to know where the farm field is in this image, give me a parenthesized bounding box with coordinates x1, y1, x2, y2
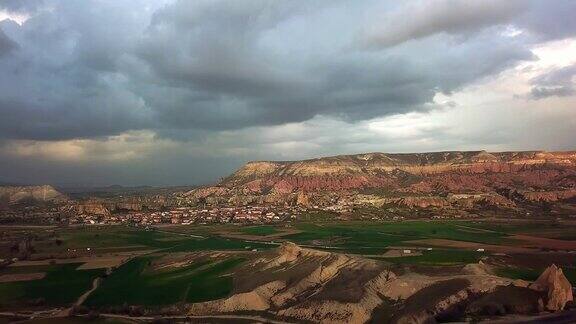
(208, 221, 512, 256)
(2, 225, 276, 259)
(1, 219, 576, 318)
(206, 220, 576, 250)
(0, 263, 104, 308)
(167, 236, 273, 252)
(85, 256, 245, 306)
(152, 220, 576, 260)
(240, 225, 279, 236)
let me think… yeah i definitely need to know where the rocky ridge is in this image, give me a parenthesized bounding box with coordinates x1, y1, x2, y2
(184, 244, 573, 323)
(184, 150, 576, 210)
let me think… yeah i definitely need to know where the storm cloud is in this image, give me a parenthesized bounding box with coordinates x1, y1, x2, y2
(0, 0, 576, 185)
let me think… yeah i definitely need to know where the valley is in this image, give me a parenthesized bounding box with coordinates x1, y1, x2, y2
(1, 218, 575, 323)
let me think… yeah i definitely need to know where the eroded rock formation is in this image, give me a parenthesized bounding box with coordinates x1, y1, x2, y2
(184, 243, 529, 323)
(529, 264, 574, 311)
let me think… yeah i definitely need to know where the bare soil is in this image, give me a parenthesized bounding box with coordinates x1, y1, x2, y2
(0, 272, 45, 283)
(407, 239, 536, 253)
(510, 235, 576, 250)
(76, 257, 126, 270)
(380, 249, 423, 258)
(9, 250, 153, 268)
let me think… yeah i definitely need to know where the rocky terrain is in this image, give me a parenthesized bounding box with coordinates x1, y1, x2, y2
(71, 195, 176, 216)
(184, 150, 576, 213)
(0, 185, 68, 207)
(182, 243, 573, 323)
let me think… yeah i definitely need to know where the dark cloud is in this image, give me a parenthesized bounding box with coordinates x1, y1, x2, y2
(133, 0, 535, 135)
(0, 142, 239, 186)
(0, 0, 44, 14)
(0, 0, 556, 141)
(363, 0, 525, 48)
(0, 26, 16, 55)
(0, 97, 150, 140)
(530, 86, 575, 100)
(518, 0, 576, 42)
(0, 0, 575, 185)
(529, 64, 576, 100)
(362, 0, 576, 49)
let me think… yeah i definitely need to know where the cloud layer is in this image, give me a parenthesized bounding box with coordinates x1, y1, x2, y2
(0, 0, 575, 185)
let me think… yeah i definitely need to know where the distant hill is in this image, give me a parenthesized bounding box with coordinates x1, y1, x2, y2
(0, 185, 69, 205)
(60, 185, 198, 199)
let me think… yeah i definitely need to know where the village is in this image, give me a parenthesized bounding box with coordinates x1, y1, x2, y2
(64, 205, 304, 226)
(0, 202, 307, 226)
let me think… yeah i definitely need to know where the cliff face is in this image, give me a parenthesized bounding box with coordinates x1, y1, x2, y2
(185, 150, 576, 210)
(222, 151, 576, 189)
(75, 199, 111, 216)
(0, 185, 68, 205)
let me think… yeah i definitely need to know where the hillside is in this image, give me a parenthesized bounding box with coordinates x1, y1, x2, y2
(0, 185, 68, 206)
(184, 150, 576, 212)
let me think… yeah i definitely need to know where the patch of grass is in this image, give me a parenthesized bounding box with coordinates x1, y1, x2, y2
(495, 267, 540, 282)
(51, 226, 273, 254)
(0, 263, 104, 307)
(457, 221, 576, 240)
(186, 257, 245, 302)
(241, 225, 278, 236)
(169, 236, 273, 252)
(0, 265, 54, 275)
(86, 256, 245, 306)
(57, 226, 183, 250)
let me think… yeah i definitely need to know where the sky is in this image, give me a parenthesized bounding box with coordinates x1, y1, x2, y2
(0, 0, 576, 186)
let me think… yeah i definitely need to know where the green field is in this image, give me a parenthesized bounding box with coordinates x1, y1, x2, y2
(168, 236, 274, 252)
(35, 226, 275, 255)
(55, 226, 187, 250)
(280, 221, 508, 254)
(86, 256, 245, 306)
(241, 225, 279, 236)
(0, 263, 104, 308)
(452, 221, 576, 240)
